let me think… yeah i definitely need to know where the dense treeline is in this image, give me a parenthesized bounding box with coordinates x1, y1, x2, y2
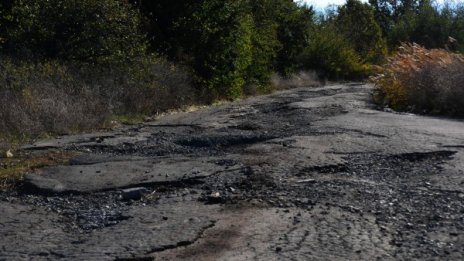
(1, 0, 464, 144)
(304, 0, 464, 78)
(370, 0, 464, 51)
(0, 0, 313, 99)
(130, 0, 314, 97)
(2, 0, 464, 96)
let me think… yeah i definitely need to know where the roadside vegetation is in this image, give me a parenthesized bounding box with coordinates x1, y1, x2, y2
(0, 150, 79, 190)
(1, 0, 464, 151)
(371, 43, 464, 115)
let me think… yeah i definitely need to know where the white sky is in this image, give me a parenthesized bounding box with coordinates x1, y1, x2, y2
(299, 0, 367, 10)
(300, 0, 450, 10)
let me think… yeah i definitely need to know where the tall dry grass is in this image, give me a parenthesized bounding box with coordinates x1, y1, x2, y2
(0, 58, 195, 149)
(371, 43, 464, 115)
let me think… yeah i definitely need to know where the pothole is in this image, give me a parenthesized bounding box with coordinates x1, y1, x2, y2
(298, 164, 348, 175)
(389, 151, 456, 162)
(175, 134, 275, 148)
(75, 209, 131, 231)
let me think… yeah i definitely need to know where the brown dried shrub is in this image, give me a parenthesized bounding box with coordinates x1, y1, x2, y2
(0, 60, 108, 140)
(371, 43, 464, 115)
(0, 57, 195, 148)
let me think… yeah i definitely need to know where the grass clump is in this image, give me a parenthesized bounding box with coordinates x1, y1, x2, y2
(371, 43, 464, 115)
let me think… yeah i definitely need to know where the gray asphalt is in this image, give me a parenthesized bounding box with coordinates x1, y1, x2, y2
(1, 83, 464, 260)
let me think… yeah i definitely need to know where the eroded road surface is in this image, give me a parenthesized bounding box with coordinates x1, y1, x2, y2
(2, 83, 464, 260)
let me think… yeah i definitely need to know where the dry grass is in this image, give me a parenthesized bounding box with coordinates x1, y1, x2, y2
(271, 71, 322, 90)
(0, 58, 196, 147)
(371, 43, 464, 114)
(0, 150, 80, 190)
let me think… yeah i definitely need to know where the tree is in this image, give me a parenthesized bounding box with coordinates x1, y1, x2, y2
(132, 0, 314, 97)
(176, 0, 254, 98)
(0, 0, 14, 50)
(335, 0, 386, 63)
(272, 0, 314, 75)
(2, 0, 147, 65)
(245, 0, 281, 90)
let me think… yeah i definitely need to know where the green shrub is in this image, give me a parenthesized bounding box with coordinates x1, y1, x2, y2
(244, 0, 280, 93)
(300, 26, 369, 80)
(270, 1, 314, 76)
(177, 0, 253, 99)
(131, 0, 314, 98)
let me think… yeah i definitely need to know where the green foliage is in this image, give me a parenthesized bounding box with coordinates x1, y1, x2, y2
(298, 0, 379, 80)
(301, 25, 368, 79)
(2, 0, 146, 65)
(175, 0, 252, 99)
(131, 0, 313, 98)
(244, 0, 281, 92)
(129, 0, 196, 57)
(270, 1, 314, 76)
(370, 0, 464, 51)
(335, 0, 387, 63)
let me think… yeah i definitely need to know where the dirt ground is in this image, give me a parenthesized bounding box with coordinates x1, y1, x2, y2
(1, 83, 464, 260)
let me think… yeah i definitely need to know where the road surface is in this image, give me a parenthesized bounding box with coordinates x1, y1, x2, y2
(1, 83, 464, 260)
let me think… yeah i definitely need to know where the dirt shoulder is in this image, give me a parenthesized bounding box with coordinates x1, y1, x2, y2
(1, 83, 464, 260)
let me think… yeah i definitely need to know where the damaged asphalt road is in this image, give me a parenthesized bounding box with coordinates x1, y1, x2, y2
(1, 83, 464, 260)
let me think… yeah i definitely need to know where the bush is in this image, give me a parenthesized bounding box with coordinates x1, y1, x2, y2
(177, 0, 254, 99)
(113, 57, 197, 114)
(371, 43, 464, 115)
(0, 59, 109, 139)
(300, 26, 369, 80)
(0, 57, 195, 142)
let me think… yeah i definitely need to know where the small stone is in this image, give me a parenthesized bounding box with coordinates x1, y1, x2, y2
(120, 187, 149, 201)
(275, 247, 282, 252)
(4, 149, 13, 158)
(207, 192, 223, 204)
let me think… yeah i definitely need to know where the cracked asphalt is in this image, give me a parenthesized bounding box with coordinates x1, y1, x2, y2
(1, 83, 464, 260)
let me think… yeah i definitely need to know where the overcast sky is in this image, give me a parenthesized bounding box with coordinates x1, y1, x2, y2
(300, 0, 367, 10)
(300, 0, 448, 10)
